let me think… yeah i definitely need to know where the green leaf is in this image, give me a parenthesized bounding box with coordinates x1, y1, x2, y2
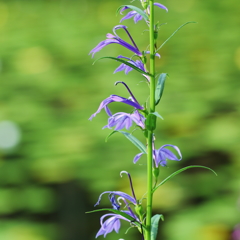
(116, 5, 149, 22)
(152, 165, 217, 193)
(155, 73, 167, 105)
(156, 21, 197, 52)
(119, 131, 147, 154)
(151, 214, 164, 240)
(93, 56, 152, 77)
(151, 112, 164, 120)
(106, 131, 147, 153)
(86, 208, 142, 228)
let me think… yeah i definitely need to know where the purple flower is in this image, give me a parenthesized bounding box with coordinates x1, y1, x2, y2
(114, 56, 146, 75)
(96, 211, 136, 238)
(232, 224, 240, 240)
(120, 6, 144, 23)
(103, 110, 145, 130)
(89, 82, 144, 121)
(95, 191, 137, 207)
(89, 95, 143, 120)
(154, 3, 168, 12)
(89, 25, 142, 57)
(120, 3, 168, 23)
(133, 144, 182, 167)
(95, 186, 139, 238)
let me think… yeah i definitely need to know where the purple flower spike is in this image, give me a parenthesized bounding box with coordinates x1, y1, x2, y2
(154, 3, 168, 12)
(89, 25, 142, 57)
(89, 95, 144, 120)
(103, 110, 145, 131)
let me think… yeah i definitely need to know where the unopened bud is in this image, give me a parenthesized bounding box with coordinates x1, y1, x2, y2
(153, 167, 159, 178)
(135, 204, 144, 217)
(141, 0, 149, 10)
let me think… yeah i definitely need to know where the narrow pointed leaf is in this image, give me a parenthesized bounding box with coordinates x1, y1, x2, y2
(152, 165, 217, 193)
(116, 5, 149, 22)
(156, 21, 197, 52)
(152, 111, 164, 120)
(93, 56, 152, 76)
(119, 131, 147, 153)
(86, 208, 142, 228)
(155, 73, 167, 105)
(151, 214, 164, 240)
(107, 130, 146, 153)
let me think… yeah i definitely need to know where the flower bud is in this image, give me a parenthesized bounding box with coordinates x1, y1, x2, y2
(141, 0, 149, 10)
(153, 167, 159, 179)
(135, 204, 144, 218)
(154, 30, 158, 41)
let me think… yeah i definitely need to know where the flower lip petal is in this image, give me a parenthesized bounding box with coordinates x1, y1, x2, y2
(133, 152, 144, 163)
(159, 144, 182, 160)
(120, 6, 130, 14)
(120, 11, 136, 22)
(154, 2, 168, 12)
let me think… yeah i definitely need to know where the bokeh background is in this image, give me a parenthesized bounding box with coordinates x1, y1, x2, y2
(0, 0, 240, 239)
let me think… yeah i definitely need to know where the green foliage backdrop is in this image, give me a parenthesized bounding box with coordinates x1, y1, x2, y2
(0, 0, 239, 239)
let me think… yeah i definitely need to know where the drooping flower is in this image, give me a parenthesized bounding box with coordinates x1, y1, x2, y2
(113, 54, 159, 82)
(133, 144, 182, 167)
(95, 171, 140, 238)
(114, 56, 146, 75)
(120, 3, 168, 23)
(89, 82, 144, 122)
(89, 25, 142, 57)
(89, 95, 143, 120)
(96, 211, 136, 238)
(103, 110, 145, 130)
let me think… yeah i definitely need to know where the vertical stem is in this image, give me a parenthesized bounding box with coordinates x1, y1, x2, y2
(146, 0, 155, 240)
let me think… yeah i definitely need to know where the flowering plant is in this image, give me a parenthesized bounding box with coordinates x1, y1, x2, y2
(87, 1, 216, 239)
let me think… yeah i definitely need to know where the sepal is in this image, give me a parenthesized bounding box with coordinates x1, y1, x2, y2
(134, 204, 144, 219)
(153, 167, 159, 179)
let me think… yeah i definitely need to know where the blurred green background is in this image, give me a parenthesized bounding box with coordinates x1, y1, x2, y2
(0, 0, 239, 239)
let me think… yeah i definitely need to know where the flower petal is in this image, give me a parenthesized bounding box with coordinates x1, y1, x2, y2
(120, 11, 136, 22)
(154, 2, 168, 12)
(133, 152, 144, 163)
(159, 144, 182, 160)
(134, 13, 143, 23)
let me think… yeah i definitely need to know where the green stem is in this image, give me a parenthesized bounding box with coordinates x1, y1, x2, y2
(146, 0, 155, 240)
